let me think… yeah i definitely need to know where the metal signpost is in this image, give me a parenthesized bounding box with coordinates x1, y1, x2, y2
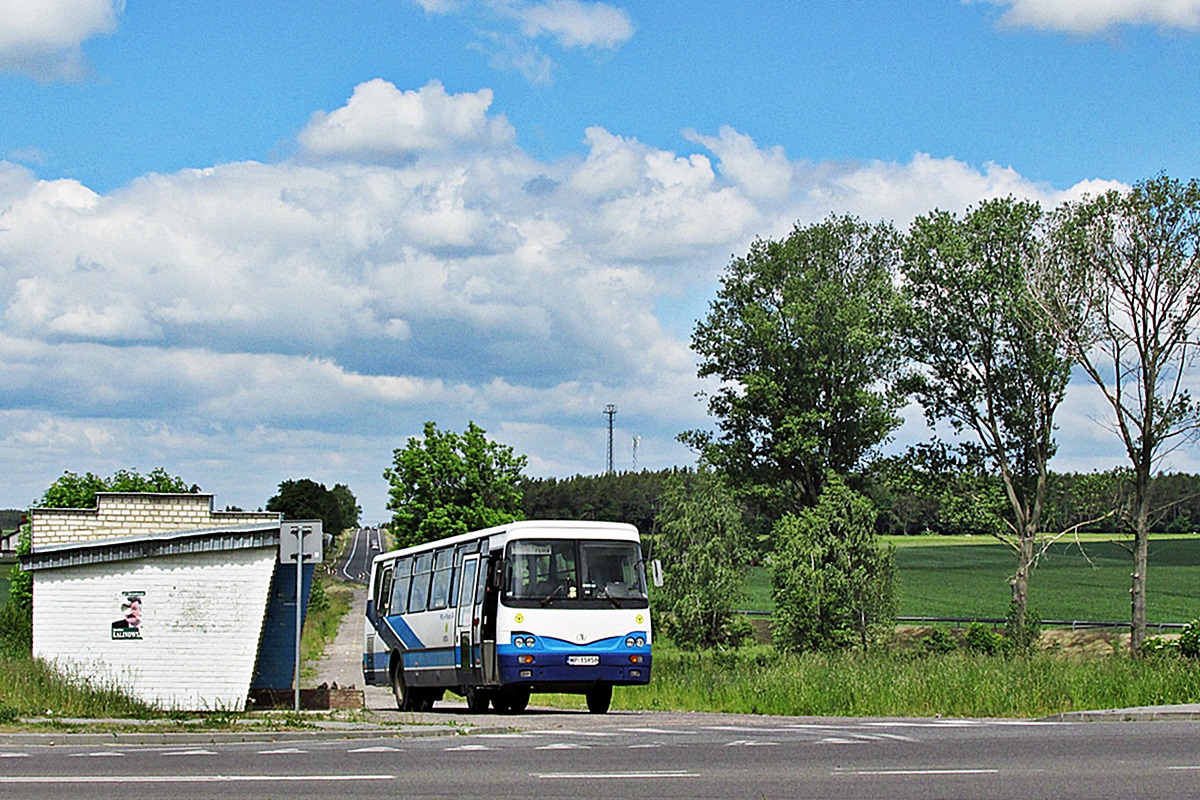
(279, 521, 323, 713)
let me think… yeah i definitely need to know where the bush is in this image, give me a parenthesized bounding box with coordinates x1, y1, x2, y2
(919, 627, 959, 655)
(1178, 620, 1200, 658)
(1142, 636, 1180, 657)
(1006, 603, 1042, 651)
(0, 600, 31, 658)
(965, 622, 1010, 656)
(772, 479, 897, 653)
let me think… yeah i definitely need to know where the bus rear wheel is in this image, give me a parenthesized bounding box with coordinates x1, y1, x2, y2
(465, 686, 489, 713)
(585, 684, 612, 714)
(391, 662, 412, 712)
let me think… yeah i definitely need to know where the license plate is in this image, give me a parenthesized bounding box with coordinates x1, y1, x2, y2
(568, 655, 600, 666)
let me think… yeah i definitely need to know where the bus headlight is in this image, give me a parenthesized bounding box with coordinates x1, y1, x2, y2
(514, 635, 536, 648)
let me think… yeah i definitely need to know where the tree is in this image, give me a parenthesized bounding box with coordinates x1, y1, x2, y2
(655, 468, 752, 649)
(331, 483, 362, 529)
(771, 477, 896, 653)
(1030, 174, 1200, 656)
(683, 215, 905, 518)
(266, 479, 347, 536)
(383, 421, 527, 549)
(902, 198, 1072, 636)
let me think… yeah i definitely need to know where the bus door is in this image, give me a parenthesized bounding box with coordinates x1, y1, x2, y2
(455, 554, 479, 671)
(481, 553, 500, 685)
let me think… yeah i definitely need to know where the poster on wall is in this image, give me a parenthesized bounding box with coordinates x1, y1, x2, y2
(111, 591, 144, 640)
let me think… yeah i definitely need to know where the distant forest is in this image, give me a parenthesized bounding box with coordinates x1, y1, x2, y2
(520, 466, 1200, 541)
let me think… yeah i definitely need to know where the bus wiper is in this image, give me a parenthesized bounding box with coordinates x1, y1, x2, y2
(601, 586, 623, 608)
(540, 584, 564, 607)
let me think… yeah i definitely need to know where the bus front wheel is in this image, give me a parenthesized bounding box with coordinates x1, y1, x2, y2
(585, 684, 612, 714)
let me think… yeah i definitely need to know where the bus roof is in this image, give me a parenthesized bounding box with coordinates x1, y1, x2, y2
(371, 519, 640, 566)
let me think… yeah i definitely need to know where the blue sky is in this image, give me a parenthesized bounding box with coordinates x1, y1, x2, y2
(1, 0, 1198, 520)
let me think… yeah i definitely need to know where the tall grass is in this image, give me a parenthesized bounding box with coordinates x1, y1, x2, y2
(0, 653, 158, 719)
(611, 642, 1200, 718)
(299, 577, 354, 682)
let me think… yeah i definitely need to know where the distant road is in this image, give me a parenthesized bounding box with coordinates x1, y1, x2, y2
(335, 526, 382, 584)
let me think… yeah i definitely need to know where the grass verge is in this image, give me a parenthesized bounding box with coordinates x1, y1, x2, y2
(600, 642, 1200, 718)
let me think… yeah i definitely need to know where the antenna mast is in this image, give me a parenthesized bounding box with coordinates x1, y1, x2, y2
(604, 404, 617, 474)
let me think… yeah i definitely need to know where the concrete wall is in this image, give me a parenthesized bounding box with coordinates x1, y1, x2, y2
(32, 546, 277, 710)
(31, 493, 278, 549)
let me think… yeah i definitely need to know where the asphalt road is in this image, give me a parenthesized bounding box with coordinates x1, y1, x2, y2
(4, 712, 1200, 799)
(334, 526, 382, 585)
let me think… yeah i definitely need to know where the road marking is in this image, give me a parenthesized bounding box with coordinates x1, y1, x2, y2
(0, 775, 395, 784)
(628, 743, 663, 749)
(620, 727, 697, 735)
(537, 743, 591, 750)
(534, 770, 699, 779)
(162, 749, 217, 756)
(1168, 766, 1200, 770)
(444, 744, 493, 751)
(726, 740, 780, 747)
(70, 752, 125, 757)
(837, 769, 999, 776)
(258, 748, 307, 754)
(348, 746, 404, 753)
(0, 752, 29, 758)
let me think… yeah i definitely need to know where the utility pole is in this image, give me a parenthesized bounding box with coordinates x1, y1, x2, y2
(604, 404, 617, 474)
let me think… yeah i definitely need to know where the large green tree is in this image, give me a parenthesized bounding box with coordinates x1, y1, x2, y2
(902, 197, 1072, 635)
(1030, 174, 1200, 656)
(384, 421, 527, 548)
(655, 468, 752, 649)
(683, 215, 905, 518)
(266, 479, 349, 536)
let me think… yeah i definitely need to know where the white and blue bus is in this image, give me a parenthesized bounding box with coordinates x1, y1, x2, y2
(363, 520, 653, 714)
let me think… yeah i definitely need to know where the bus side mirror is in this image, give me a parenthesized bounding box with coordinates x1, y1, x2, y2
(651, 559, 663, 588)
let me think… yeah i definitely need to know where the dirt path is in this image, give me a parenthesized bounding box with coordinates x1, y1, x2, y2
(308, 583, 393, 709)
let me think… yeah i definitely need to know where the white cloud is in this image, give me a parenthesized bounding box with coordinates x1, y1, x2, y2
(974, 0, 1200, 33)
(517, 0, 635, 48)
(0, 0, 121, 80)
(0, 78, 1132, 517)
(299, 79, 516, 162)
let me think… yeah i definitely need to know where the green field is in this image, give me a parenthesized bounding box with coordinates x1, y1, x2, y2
(740, 535, 1200, 624)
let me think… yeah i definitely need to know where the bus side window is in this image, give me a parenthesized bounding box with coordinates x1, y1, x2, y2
(389, 557, 412, 615)
(409, 553, 433, 613)
(429, 548, 453, 610)
(376, 564, 393, 616)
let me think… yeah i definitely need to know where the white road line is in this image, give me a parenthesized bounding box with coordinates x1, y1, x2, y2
(620, 727, 697, 735)
(534, 770, 699, 779)
(162, 749, 217, 756)
(70, 752, 125, 758)
(259, 748, 307, 754)
(0, 752, 29, 758)
(348, 746, 404, 753)
(837, 769, 999, 776)
(0, 775, 395, 784)
(537, 743, 591, 750)
(444, 744, 493, 751)
(726, 740, 780, 747)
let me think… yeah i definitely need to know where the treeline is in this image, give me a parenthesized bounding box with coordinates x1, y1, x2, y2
(521, 464, 1200, 539)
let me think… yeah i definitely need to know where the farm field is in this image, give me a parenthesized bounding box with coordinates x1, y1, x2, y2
(740, 534, 1200, 625)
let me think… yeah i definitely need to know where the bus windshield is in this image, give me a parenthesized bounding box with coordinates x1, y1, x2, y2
(503, 538, 649, 609)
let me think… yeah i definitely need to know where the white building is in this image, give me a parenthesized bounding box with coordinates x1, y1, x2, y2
(21, 493, 320, 711)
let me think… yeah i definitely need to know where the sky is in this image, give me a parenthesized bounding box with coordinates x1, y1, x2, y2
(1, 0, 1199, 522)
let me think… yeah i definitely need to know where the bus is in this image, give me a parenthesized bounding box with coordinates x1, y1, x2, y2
(363, 520, 654, 714)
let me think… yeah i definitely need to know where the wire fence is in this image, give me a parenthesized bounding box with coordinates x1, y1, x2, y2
(733, 609, 1189, 633)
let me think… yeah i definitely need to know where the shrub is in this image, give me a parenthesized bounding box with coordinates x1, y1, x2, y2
(965, 622, 1010, 656)
(1142, 636, 1180, 657)
(1178, 620, 1200, 658)
(920, 627, 959, 655)
(772, 478, 897, 653)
